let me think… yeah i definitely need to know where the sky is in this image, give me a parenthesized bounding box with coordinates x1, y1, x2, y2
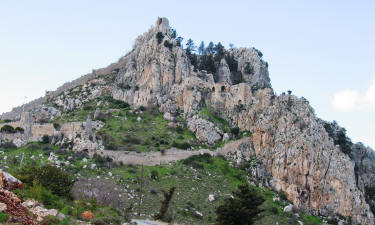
(0, 0, 374, 149)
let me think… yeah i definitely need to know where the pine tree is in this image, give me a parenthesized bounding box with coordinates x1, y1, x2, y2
(198, 41, 205, 55)
(215, 184, 264, 225)
(214, 42, 225, 62)
(186, 38, 196, 53)
(206, 41, 215, 55)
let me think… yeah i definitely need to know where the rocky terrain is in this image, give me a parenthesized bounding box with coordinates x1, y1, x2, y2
(1, 17, 375, 224)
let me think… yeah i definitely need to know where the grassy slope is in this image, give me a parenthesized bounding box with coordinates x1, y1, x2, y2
(0, 144, 323, 225)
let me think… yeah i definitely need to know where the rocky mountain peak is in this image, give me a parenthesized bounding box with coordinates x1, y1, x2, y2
(0, 17, 374, 224)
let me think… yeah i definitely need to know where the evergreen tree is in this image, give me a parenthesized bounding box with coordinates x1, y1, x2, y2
(215, 184, 264, 225)
(198, 41, 205, 55)
(176, 37, 183, 48)
(206, 41, 215, 55)
(186, 38, 196, 53)
(214, 42, 225, 62)
(198, 54, 216, 74)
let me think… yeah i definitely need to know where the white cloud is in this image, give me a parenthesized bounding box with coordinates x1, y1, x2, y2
(332, 82, 375, 112)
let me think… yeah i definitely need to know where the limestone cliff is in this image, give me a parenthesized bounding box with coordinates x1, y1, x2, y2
(1, 17, 374, 224)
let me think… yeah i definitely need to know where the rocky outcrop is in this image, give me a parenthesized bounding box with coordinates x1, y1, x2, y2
(187, 116, 222, 145)
(0, 170, 37, 225)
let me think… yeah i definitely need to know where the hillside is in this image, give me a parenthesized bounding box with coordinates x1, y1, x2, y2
(1, 17, 375, 225)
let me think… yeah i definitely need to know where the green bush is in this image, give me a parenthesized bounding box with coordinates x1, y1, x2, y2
(15, 127, 24, 133)
(271, 206, 279, 214)
(102, 95, 130, 109)
(0, 211, 10, 222)
(17, 164, 74, 198)
(41, 135, 50, 144)
(175, 126, 184, 134)
(61, 206, 71, 215)
(0, 124, 15, 133)
(182, 153, 213, 169)
(53, 123, 61, 131)
(231, 127, 240, 137)
(279, 191, 288, 201)
(0, 119, 11, 124)
(151, 170, 159, 180)
(172, 141, 191, 150)
(216, 184, 264, 225)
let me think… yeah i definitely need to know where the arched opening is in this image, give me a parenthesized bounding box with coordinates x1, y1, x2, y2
(221, 86, 226, 92)
(238, 100, 242, 104)
(212, 87, 215, 92)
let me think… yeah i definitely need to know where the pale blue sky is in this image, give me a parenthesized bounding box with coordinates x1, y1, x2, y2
(1, 0, 374, 148)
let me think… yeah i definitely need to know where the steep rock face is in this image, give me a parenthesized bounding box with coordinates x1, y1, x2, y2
(110, 17, 373, 223)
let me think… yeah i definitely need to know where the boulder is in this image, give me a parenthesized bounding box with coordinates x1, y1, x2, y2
(208, 194, 216, 202)
(187, 116, 222, 145)
(284, 204, 294, 213)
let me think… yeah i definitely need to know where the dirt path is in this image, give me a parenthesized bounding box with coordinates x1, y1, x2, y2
(96, 137, 251, 166)
(97, 148, 215, 166)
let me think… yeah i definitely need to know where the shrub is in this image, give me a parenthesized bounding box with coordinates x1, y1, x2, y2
(124, 135, 142, 145)
(216, 184, 264, 225)
(61, 206, 71, 215)
(164, 40, 173, 50)
(335, 130, 352, 155)
(17, 164, 74, 198)
(53, 122, 61, 131)
(15, 127, 24, 133)
(271, 206, 279, 214)
(151, 170, 159, 180)
(182, 153, 213, 169)
(172, 141, 191, 150)
(0, 212, 9, 223)
(231, 127, 240, 137)
(253, 48, 263, 58)
(93, 153, 113, 167)
(279, 191, 288, 201)
(156, 32, 164, 44)
(0, 124, 15, 133)
(41, 135, 50, 144)
(175, 126, 184, 134)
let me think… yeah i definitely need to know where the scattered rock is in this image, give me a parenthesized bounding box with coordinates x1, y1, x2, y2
(284, 204, 294, 213)
(0, 202, 7, 211)
(208, 194, 216, 202)
(222, 133, 230, 142)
